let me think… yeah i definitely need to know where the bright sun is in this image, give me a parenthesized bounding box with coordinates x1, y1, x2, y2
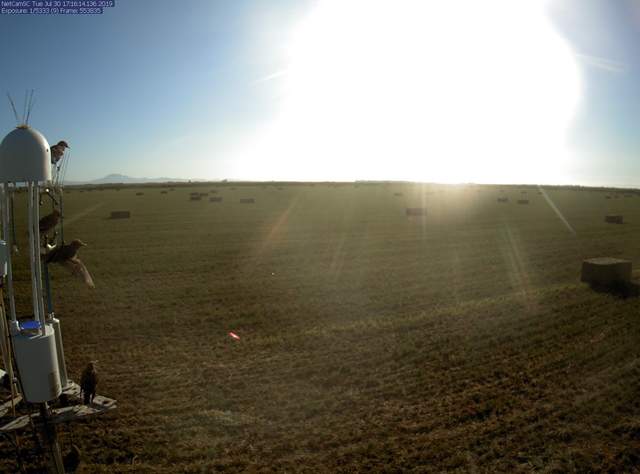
(239, 0, 582, 184)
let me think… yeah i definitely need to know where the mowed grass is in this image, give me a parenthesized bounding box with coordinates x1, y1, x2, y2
(2, 183, 640, 472)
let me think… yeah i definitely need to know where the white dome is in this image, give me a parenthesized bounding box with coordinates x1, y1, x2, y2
(0, 126, 51, 183)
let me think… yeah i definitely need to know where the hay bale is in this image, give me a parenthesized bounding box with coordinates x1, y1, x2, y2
(110, 211, 131, 219)
(160, 191, 168, 194)
(209, 197, 223, 202)
(497, 197, 508, 203)
(394, 192, 403, 197)
(605, 196, 611, 199)
(605, 215, 623, 224)
(240, 198, 255, 204)
(405, 207, 426, 216)
(190, 195, 202, 201)
(136, 192, 144, 196)
(517, 199, 529, 204)
(581, 257, 632, 285)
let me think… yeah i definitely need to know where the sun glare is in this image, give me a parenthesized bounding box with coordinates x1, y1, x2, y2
(239, 0, 582, 184)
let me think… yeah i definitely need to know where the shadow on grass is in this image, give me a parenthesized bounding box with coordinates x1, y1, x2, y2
(588, 281, 640, 299)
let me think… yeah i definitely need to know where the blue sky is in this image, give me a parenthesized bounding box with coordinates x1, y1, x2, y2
(1, 0, 639, 186)
(549, 0, 640, 187)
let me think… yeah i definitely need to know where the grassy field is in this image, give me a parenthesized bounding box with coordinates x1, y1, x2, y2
(2, 182, 640, 472)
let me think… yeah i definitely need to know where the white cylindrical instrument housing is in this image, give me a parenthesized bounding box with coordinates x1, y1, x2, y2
(13, 323, 61, 403)
(50, 318, 69, 389)
(0, 126, 52, 183)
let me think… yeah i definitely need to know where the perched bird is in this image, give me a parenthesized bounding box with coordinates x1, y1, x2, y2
(50, 140, 69, 164)
(44, 239, 95, 288)
(80, 362, 98, 405)
(39, 209, 61, 234)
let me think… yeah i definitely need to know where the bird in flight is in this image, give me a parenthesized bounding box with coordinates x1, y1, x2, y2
(80, 361, 98, 405)
(44, 239, 95, 288)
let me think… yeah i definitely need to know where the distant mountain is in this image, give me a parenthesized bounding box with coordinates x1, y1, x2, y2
(88, 174, 190, 184)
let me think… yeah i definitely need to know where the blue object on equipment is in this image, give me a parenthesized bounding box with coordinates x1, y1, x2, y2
(19, 320, 41, 331)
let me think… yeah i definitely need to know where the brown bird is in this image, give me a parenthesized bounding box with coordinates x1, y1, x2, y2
(45, 239, 95, 288)
(80, 362, 98, 405)
(50, 140, 70, 164)
(39, 209, 60, 234)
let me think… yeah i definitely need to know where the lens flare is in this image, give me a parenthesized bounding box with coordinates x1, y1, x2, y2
(238, 0, 582, 184)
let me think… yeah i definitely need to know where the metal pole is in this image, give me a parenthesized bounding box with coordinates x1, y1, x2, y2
(10, 186, 17, 254)
(27, 183, 43, 334)
(58, 190, 64, 245)
(2, 183, 16, 322)
(39, 403, 64, 474)
(43, 263, 54, 315)
(0, 291, 17, 417)
(32, 184, 45, 327)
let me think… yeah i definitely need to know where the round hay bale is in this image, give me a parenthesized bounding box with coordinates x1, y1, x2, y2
(394, 192, 403, 197)
(517, 199, 529, 204)
(110, 211, 131, 219)
(160, 191, 168, 194)
(605, 215, 623, 224)
(581, 257, 632, 285)
(135, 192, 144, 196)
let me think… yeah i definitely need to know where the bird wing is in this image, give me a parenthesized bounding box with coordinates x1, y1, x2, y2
(47, 244, 76, 263)
(80, 368, 89, 389)
(63, 257, 95, 288)
(44, 246, 61, 263)
(80, 368, 97, 390)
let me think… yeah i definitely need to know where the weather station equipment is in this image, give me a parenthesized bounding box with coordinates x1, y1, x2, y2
(0, 95, 116, 473)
